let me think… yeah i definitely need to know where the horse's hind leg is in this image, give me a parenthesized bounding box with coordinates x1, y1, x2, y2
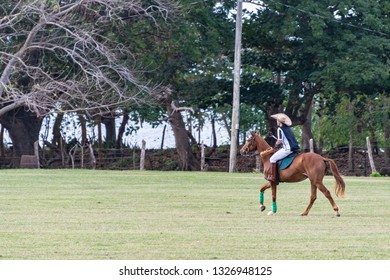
(316, 182, 340, 217)
(301, 183, 317, 216)
(259, 182, 271, 212)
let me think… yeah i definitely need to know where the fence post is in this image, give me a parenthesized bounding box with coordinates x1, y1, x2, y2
(140, 140, 146, 171)
(80, 145, 84, 168)
(88, 143, 96, 169)
(366, 136, 377, 174)
(60, 137, 65, 167)
(201, 141, 205, 171)
(309, 138, 314, 153)
(34, 141, 40, 168)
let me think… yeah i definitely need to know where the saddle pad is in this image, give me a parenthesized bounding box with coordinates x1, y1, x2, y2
(279, 152, 299, 170)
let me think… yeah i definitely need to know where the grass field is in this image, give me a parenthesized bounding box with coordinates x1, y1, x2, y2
(0, 169, 388, 260)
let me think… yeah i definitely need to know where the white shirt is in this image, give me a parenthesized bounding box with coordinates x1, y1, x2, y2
(277, 127, 291, 151)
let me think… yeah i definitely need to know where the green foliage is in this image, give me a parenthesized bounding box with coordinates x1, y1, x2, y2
(162, 159, 179, 170)
(115, 1, 239, 131)
(115, 157, 133, 168)
(238, 0, 390, 156)
(3, 0, 390, 156)
(316, 97, 357, 148)
(216, 144, 230, 154)
(313, 94, 389, 150)
(370, 172, 382, 177)
(239, 103, 267, 135)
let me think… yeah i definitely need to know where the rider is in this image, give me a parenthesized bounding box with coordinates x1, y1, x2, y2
(267, 113, 300, 183)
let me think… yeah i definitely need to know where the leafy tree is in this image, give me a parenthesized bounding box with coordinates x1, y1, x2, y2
(241, 0, 390, 153)
(121, 0, 236, 170)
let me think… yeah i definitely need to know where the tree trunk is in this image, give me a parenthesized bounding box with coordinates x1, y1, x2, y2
(383, 97, 390, 174)
(366, 136, 377, 174)
(160, 124, 167, 149)
(96, 116, 103, 167)
(265, 103, 279, 136)
(116, 110, 129, 150)
(205, 116, 218, 157)
(221, 114, 231, 141)
(369, 127, 379, 154)
(102, 116, 116, 147)
(301, 104, 315, 152)
(154, 87, 200, 171)
(301, 122, 315, 152)
(266, 70, 284, 134)
(78, 112, 87, 146)
(211, 116, 217, 148)
(0, 108, 43, 166)
(0, 125, 4, 157)
(52, 112, 64, 147)
(316, 102, 325, 154)
(166, 100, 200, 171)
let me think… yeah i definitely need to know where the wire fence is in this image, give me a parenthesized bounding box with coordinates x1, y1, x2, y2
(0, 139, 388, 176)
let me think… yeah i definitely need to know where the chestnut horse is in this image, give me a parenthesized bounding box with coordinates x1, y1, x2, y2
(240, 132, 345, 216)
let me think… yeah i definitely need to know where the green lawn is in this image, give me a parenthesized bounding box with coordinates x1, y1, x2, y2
(0, 169, 388, 260)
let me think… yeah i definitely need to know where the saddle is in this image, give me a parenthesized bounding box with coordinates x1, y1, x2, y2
(276, 151, 300, 183)
(277, 151, 300, 170)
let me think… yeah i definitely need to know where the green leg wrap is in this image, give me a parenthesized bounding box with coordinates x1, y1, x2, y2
(272, 201, 277, 213)
(260, 192, 264, 204)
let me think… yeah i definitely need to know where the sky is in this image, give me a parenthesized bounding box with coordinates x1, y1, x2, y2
(243, 1, 260, 13)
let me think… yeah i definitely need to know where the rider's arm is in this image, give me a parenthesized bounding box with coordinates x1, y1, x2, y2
(275, 128, 282, 146)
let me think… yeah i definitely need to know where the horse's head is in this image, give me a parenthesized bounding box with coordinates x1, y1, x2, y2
(240, 131, 259, 156)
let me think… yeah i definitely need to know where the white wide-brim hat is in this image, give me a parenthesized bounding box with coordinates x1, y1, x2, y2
(271, 113, 292, 126)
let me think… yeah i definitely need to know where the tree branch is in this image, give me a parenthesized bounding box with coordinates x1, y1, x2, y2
(0, 0, 176, 118)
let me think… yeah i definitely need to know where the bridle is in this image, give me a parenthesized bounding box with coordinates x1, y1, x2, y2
(241, 134, 275, 158)
(240, 135, 257, 156)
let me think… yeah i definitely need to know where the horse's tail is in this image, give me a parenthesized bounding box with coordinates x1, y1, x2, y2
(324, 158, 346, 198)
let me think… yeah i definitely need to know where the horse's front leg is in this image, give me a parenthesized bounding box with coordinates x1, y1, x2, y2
(268, 183, 277, 216)
(259, 182, 271, 212)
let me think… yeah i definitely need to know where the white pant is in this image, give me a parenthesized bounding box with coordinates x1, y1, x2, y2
(270, 149, 293, 163)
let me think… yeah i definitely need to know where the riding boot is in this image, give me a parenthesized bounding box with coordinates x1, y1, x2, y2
(267, 163, 278, 184)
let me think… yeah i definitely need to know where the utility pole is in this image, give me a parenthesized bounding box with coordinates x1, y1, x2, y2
(229, 0, 243, 173)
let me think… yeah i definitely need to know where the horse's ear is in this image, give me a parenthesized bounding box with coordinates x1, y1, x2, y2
(250, 131, 255, 136)
(255, 130, 260, 135)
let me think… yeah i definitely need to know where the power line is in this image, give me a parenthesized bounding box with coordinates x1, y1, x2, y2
(244, 0, 390, 38)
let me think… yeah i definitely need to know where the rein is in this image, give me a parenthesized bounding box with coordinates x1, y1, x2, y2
(242, 134, 275, 158)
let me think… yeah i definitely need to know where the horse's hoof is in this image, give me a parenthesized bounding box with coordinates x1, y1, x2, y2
(260, 205, 266, 212)
(335, 212, 341, 217)
(267, 211, 275, 216)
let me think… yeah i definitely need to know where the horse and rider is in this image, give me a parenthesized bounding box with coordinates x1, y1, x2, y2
(240, 113, 345, 217)
(266, 113, 300, 184)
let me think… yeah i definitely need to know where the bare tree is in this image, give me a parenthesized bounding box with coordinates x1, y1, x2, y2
(0, 0, 179, 116)
(0, 0, 178, 162)
(154, 87, 200, 170)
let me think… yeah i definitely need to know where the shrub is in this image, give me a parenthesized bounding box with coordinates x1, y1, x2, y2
(370, 171, 382, 177)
